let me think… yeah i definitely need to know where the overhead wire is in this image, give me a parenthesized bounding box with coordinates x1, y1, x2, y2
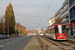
(15, 14, 36, 17)
(37, 0, 53, 28)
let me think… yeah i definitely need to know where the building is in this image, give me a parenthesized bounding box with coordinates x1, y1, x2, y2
(60, 0, 70, 24)
(36, 28, 46, 34)
(60, 0, 70, 35)
(55, 9, 61, 20)
(69, 0, 75, 35)
(51, 16, 55, 25)
(48, 20, 52, 26)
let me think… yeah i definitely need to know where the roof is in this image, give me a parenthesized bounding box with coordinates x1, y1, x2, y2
(21, 25, 26, 29)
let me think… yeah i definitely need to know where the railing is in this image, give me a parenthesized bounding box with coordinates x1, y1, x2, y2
(61, 11, 69, 18)
(62, 18, 69, 23)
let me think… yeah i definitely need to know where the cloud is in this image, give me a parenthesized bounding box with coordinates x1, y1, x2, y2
(0, 0, 65, 30)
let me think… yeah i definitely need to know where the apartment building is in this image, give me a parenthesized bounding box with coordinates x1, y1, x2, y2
(69, 0, 75, 35)
(55, 9, 61, 20)
(60, 0, 70, 35)
(51, 16, 55, 25)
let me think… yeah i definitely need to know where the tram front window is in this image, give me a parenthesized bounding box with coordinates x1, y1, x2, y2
(55, 25, 66, 34)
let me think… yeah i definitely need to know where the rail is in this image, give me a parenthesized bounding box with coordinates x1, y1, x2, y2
(37, 36, 49, 50)
(41, 36, 75, 50)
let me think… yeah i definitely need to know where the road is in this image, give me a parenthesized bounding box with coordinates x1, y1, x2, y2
(0, 36, 33, 50)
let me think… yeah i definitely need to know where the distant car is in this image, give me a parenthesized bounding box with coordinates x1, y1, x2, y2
(40, 34, 44, 36)
(6, 35, 10, 38)
(2, 35, 6, 38)
(0, 34, 2, 39)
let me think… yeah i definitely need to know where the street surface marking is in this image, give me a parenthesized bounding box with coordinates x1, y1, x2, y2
(6, 42, 10, 45)
(16, 40, 18, 41)
(0, 45, 4, 47)
(12, 41, 15, 42)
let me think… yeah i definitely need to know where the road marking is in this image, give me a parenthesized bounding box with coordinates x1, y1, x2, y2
(0, 45, 4, 47)
(16, 40, 18, 41)
(12, 41, 15, 43)
(6, 42, 10, 45)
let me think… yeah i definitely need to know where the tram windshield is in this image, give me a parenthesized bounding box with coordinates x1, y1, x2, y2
(55, 25, 66, 34)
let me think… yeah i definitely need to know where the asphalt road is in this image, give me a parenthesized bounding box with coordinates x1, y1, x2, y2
(0, 35, 33, 50)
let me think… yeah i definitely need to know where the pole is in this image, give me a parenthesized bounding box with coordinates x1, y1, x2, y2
(68, 0, 71, 35)
(19, 26, 20, 35)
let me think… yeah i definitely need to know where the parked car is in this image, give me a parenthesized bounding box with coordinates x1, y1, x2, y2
(0, 34, 2, 39)
(2, 35, 6, 38)
(6, 35, 10, 38)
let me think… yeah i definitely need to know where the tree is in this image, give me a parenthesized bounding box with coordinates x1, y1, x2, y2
(55, 18, 62, 23)
(5, 3, 15, 35)
(15, 27, 19, 34)
(43, 30, 46, 34)
(0, 16, 5, 34)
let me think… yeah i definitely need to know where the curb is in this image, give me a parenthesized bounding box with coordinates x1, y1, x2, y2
(67, 38, 75, 41)
(37, 36, 42, 50)
(24, 36, 33, 50)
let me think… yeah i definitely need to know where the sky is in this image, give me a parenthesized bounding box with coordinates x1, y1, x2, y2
(0, 0, 65, 30)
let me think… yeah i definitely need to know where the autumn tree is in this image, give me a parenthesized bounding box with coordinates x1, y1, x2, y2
(55, 18, 62, 23)
(5, 3, 15, 35)
(43, 30, 46, 34)
(0, 16, 5, 33)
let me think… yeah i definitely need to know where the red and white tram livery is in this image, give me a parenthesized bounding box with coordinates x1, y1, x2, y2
(46, 24, 67, 40)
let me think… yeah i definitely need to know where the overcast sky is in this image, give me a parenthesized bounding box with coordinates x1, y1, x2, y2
(0, 0, 65, 30)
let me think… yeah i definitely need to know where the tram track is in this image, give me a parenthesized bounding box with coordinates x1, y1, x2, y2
(58, 41, 75, 49)
(39, 36, 75, 50)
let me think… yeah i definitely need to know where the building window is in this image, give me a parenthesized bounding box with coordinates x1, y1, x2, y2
(66, 16, 68, 19)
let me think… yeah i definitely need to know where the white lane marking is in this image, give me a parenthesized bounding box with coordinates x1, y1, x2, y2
(12, 41, 15, 43)
(0, 45, 4, 47)
(16, 40, 18, 41)
(6, 42, 10, 45)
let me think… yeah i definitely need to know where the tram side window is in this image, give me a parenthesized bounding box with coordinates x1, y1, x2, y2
(53, 29, 55, 34)
(52, 29, 54, 34)
(48, 29, 50, 34)
(50, 29, 55, 34)
(51, 29, 52, 34)
(49, 29, 51, 34)
(50, 29, 51, 34)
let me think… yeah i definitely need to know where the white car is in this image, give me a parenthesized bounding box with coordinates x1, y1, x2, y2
(40, 34, 44, 36)
(6, 35, 10, 38)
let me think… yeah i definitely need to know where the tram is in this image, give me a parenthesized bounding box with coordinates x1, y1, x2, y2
(46, 23, 67, 40)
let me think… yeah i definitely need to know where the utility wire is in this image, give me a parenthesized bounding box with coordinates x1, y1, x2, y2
(15, 14, 36, 17)
(37, 0, 53, 28)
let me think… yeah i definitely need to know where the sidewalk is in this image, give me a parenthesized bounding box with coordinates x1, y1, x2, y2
(67, 35, 75, 41)
(25, 36, 41, 50)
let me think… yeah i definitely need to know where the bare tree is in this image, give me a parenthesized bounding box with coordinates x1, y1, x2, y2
(0, 16, 5, 34)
